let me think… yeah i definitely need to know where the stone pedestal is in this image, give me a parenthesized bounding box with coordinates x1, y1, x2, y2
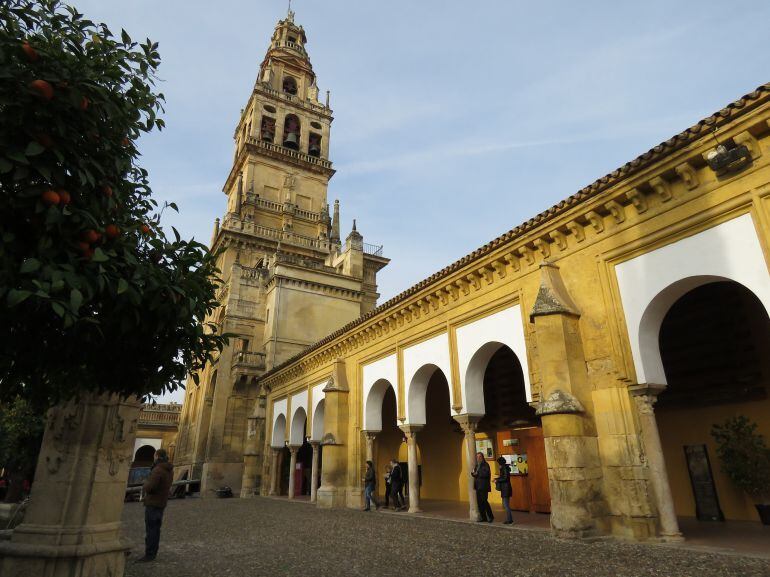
(241, 393, 267, 498)
(399, 425, 423, 513)
(310, 442, 321, 503)
(0, 394, 141, 577)
(530, 262, 607, 538)
(629, 384, 683, 541)
(316, 361, 350, 509)
(453, 415, 482, 521)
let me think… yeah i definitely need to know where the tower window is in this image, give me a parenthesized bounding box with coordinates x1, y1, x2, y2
(283, 114, 300, 150)
(282, 76, 298, 95)
(260, 116, 276, 143)
(308, 132, 322, 157)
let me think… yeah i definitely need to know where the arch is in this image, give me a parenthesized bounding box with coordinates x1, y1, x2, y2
(271, 413, 286, 448)
(134, 444, 156, 464)
(406, 364, 450, 426)
(289, 406, 307, 446)
(364, 378, 396, 431)
(282, 75, 298, 95)
(463, 341, 508, 415)
(283, 114, 300, 150)
(311, 399, 325, 441)
(615, 213, 770, 384)
(638, 276, 770, 385)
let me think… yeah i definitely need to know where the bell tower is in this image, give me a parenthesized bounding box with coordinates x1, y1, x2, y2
(174, 8, 390, 496)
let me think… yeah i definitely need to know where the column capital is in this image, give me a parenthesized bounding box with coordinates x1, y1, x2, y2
(629, 383, 667, 415)
(399, 424, 424, 437)
(452, 414, 483, 433)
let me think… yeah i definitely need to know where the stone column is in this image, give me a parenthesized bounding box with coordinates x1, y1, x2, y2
(399, 425, 423, 513)
(287, 445, 299, 499)
(453, 414, 482, 521)
(629, 384, 683, 541)
(0, 393, 141, 577)
(269, 447, 281, 496)
(310, 441, 321, 503)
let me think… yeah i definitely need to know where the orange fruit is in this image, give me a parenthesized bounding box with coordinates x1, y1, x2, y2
(21, 41, 39, 62)
(29, 79, 53, 100)
(41, 189, 60, 206)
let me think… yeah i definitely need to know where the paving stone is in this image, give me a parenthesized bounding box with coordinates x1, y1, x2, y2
(122, 497, 770, 577)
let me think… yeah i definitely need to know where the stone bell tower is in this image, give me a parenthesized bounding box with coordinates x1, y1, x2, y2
(173, 8, 390, 495)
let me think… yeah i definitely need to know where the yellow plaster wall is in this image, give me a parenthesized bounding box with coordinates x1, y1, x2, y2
(657, 396, 770, 522)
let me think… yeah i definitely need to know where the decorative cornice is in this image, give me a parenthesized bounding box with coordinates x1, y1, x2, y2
(259, 81, 770, 388)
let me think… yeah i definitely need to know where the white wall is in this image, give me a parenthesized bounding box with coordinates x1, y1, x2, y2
(362, 353, 398, 431)
(289, 389, 309, 445)
(133, 437, 162, 455)
(310, 381, 326, 441)
(270, 397, 288, 447)
(403, 332, 453, 425)
(615, 213, 770, 384)
(455, 304, 531, 413)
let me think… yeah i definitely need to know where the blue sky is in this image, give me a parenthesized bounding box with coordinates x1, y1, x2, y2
(73, 1, 769, 401)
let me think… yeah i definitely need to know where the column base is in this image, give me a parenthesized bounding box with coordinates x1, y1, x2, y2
(316, 487, 347, 509)
(0, 524, 130, 577)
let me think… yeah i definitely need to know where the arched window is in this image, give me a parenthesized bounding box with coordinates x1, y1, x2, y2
(260, 116, 275, 143)
(282, 76, 297, 95)
(283, 115, 300, 150)
(308, 132, 322, 157)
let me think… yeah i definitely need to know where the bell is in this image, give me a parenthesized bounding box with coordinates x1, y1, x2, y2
(283, 132, 299, 149)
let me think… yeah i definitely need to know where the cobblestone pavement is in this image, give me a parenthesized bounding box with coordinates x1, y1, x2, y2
(122, 497, 770, 577)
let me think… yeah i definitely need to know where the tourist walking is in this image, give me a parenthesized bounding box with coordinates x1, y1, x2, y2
(471, 452, 493, 522)
(495, 456, 513, 524)
(137, 449, 174, 563)
(363, 460, 379, 511)
(389, 459, 405, 511)
(383, 463, 392, 508)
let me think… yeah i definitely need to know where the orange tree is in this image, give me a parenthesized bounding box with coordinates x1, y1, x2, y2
(0, 0, 226, 410)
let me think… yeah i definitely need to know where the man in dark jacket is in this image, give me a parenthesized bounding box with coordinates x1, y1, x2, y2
(137, 449, 174, 563)
(471, 452, 494, 523)
(389, 459, 405, 511)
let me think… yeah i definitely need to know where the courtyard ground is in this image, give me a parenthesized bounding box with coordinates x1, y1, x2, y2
(122, 497, 770, 577)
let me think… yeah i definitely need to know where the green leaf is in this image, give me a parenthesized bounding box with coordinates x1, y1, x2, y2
(7, 289, 32, 307)
(20, 258, 41, 273)
(91, 247, 109, 262)
(117, 278, 128, 294)
(70, 288, 83, 311)
(51, 301, 66, 317)
(25, 141, 45, 156)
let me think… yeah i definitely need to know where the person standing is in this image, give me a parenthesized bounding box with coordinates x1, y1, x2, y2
(363, 460, 379, 511)
(383, 464, 392, 509)
(471, 452, 493, 523)
(389, 459, 405, 511)
(136, 448, 174, 563)
(495, 456, 513, 524)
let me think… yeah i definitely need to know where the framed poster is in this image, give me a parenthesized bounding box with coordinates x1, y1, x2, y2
(684, 444, 724, 522)
(475, 438, 494, 460)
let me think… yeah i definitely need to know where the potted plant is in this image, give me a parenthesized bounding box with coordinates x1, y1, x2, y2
(711, 416, 770, 524)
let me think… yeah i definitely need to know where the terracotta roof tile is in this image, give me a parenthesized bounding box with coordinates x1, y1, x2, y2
(260, 81, 770, 383)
